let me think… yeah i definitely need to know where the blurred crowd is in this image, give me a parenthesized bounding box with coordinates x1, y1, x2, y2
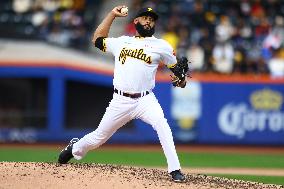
(0, 0, 284, 77)
(0, 0, 101, 50)
(127, 0, 284, 77)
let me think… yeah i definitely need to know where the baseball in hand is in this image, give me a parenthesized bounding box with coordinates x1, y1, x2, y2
(120, 7, 128, 14)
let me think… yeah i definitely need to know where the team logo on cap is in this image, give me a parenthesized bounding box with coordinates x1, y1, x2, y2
(147, 8, 153, 11)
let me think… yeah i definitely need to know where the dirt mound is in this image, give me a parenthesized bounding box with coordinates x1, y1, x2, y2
(0, 162, 283, 189)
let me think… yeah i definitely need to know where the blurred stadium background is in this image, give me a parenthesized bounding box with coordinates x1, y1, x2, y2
(0, 0, 284, 186)
(0, 0, 283, 145)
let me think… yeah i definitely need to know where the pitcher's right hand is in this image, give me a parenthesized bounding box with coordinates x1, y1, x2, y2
(111, 5, 128, 17)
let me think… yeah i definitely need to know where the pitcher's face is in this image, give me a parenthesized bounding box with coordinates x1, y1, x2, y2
(134, 16, 156, 37)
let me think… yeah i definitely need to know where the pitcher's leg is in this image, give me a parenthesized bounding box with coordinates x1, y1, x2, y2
(72, 96, 131, 160)
(137, 93, 181, 172)
(154, 117, 181, 172)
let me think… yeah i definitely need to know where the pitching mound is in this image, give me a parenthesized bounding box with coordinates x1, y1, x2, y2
(0, 162, 283, 189)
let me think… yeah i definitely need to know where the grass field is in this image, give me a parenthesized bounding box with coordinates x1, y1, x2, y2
(0, 147, 284, 185)
(209, 174, 284, 186)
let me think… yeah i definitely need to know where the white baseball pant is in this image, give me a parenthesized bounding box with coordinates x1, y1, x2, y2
(72, 92, 181, 172)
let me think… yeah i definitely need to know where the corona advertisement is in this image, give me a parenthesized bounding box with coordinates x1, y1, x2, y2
(200, 84, 284, 144)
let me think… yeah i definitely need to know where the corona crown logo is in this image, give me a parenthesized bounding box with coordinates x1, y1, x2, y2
(250, 89, 283, 110)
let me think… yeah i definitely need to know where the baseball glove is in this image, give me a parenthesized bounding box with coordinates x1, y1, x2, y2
(170, 57, 190, 88)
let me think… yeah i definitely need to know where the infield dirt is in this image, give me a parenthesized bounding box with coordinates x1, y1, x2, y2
(0, 162, 283, 189)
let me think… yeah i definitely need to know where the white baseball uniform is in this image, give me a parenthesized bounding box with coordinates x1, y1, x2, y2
(72, 35, 181, 172)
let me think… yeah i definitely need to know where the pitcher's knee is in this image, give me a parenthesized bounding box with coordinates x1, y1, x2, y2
(151, 117, 168, 129)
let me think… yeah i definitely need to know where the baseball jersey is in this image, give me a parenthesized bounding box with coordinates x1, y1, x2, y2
(97, 36, 177, 93)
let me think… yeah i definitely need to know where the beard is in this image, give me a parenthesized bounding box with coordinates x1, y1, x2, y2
(135, 22, 155, 37)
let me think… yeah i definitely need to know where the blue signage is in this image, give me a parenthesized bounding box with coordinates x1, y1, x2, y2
(1, 66, 284, 144)
(199, 84, 284, 144)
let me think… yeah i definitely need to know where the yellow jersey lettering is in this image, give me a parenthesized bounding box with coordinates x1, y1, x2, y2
(119, 48, 152, 64)
(146, 57, 152, 64)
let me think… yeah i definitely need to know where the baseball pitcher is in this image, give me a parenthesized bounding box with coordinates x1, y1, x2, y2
(58, 5, 189, 182)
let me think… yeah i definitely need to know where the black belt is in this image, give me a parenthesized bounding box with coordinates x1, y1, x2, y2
(114, 88, 149, 98)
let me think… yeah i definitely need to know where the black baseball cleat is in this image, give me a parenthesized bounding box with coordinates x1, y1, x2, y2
(170, 170, 186, 182)
(58, 138, 79, 164)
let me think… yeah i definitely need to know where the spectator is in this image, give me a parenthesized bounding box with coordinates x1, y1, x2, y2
(263, 16, 284, 51)
(199, 27, 214, 72)
(212, 42, 235, 74)
(233, 46, 247, 73)
(255, 17, 271, 41)
(162, 22, 179, 51)
(40, 0, 60, 12)
(186, 43, 205, 72)
(240, 0, 251, 17)
(13, 0, 32, 13)
(176, 27, 190, 57)
(267, 47, 284, 78)
(32, 9, 48, 27)
(215, 15, 234, 43)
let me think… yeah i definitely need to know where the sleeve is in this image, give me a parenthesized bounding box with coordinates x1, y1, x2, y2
(160, 41, 177, 68)
(95, 37, 119, 54)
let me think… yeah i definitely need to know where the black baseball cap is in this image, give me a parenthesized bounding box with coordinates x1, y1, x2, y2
(135, 7, 159, 21)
